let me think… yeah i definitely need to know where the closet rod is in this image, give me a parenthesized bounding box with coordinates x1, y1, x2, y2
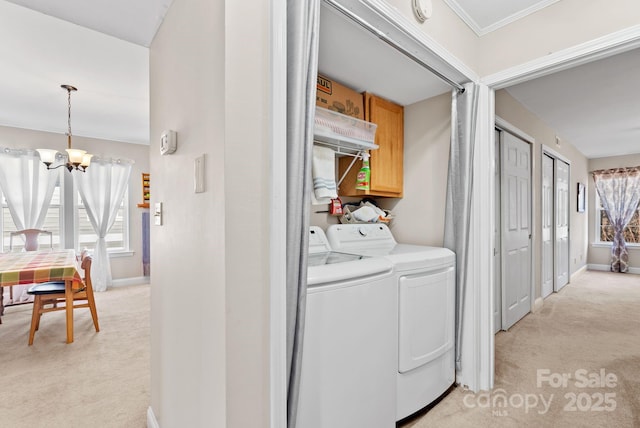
(322, 0, 465, 93)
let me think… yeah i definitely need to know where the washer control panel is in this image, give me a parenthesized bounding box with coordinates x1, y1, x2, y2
(327, 224, 396, 249)
(309, 226, 332, 253)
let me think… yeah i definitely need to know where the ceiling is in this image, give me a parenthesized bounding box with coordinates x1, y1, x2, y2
(443, 0, 560, 36)
(0, 0, 637, 160)
(0, 0, 172, 147)
(4, 0, 172, 47)
(506, 47, 640, 159)
(319, 5, 451, 106)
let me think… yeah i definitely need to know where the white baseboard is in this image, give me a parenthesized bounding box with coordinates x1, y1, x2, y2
(588, 264, 640, 274)
(570, 264, 588, 281)
(532, 297, 544, 313)
(111, 276, 150, 287)
(147, 406, 160, 428)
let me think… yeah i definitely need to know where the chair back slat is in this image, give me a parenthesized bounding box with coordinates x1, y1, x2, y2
(9, 229, 53, 252)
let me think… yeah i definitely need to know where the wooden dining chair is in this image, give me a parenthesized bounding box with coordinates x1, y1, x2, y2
(26, 252, 99, 345)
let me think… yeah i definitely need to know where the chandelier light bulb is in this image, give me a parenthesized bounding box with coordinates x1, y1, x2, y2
(66, 148, 87, 165)
(36, 149, 58, 166)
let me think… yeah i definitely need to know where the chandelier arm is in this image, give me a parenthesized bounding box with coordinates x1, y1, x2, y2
(45, 163, 67, 170)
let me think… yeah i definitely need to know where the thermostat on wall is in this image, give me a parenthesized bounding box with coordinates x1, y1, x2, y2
(160, 130, 177, 155)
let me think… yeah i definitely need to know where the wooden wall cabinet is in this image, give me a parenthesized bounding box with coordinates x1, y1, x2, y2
(138, 173, 150, 208)
(338, 93, 404, 197)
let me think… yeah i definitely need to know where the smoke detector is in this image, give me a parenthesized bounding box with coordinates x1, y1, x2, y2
(412, 0, 432, 22)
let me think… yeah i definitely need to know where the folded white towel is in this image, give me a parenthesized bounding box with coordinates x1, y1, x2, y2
(312, 145, 337, 205)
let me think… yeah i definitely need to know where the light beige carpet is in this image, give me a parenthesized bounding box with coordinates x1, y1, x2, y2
(400, 270, 640, 428)
(0, 284, 150, 428)
(3, 272, 638, 428)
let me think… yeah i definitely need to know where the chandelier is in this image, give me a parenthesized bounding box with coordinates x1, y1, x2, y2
(37, 85, 92, 172)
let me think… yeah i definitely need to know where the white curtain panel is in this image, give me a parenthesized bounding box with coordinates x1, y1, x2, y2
(592, 166, 640, 272)
(286, 0, 320, 426)
(444, 83, 480, 372)
(0, 147, 58, 303)
(74, 157, 133, 291)
(0, 147, 58, 231)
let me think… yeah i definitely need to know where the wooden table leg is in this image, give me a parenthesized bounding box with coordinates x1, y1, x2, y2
(0, 286, 3, 324)
(65, 280, 74, 343)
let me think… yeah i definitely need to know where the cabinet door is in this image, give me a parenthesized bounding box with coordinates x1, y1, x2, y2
(367, 93, 403, 196)
(338, 93, 403, 197)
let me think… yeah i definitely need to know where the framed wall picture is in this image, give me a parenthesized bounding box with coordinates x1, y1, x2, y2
(577, 182, 585, 213)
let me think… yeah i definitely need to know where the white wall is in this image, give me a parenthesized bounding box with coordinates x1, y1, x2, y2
(495, 90, 589, 299)
(149, 0, 226, 425)
(478, 0, 640, 76)
(224, 0, 271, 426)
(383, 0, 480, 72)
(588, 154, 640, 269)
(310, 90, 452, 247)
(149, 0, 272, 426)
(378, 91, 452, 246)
(384, 0, 640, 79)
(0, 124, 149, 280)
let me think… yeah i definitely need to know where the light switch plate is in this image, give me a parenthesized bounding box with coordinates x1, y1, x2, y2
(154, 202, 163, 226)
(194, 154, 205, 193)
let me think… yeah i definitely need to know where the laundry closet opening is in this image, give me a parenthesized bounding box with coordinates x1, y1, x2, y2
(299, 1, 473, 424)
(311, 1, 456, 240)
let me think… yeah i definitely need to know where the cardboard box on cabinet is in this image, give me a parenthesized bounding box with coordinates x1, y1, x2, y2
(316, 73, 364, 120)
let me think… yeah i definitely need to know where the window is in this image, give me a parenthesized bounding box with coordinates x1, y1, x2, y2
(76, 190, 129, 252)
(595, 193, 640, 244)
(1, 180, 63, 252)
(1, 176, 130, 253)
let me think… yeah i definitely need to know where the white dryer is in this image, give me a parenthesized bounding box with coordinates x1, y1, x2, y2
(298, 226, 396, 428)
(327, 223, 456, 421)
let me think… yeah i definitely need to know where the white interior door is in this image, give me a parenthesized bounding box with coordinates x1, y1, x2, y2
(555, 159, 570, 291)
(541, 154, 554, 298)
(501, 131, 531, 330)
(494, 131, 502, 333)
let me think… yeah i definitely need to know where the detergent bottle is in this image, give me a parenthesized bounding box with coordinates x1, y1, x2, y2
(355, 152, 370, 191)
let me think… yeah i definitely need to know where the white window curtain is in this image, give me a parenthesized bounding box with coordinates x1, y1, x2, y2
(0, 147, 58, 232)
(592, 166, 640, 273)
(73, 157, 133, 291)
(0, 147, 58, 303)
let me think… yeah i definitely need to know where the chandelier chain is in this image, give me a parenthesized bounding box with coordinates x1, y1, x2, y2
(67, 87, 72, 138)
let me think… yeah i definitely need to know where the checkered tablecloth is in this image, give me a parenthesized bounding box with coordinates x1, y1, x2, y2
(0, 249, 82, 286)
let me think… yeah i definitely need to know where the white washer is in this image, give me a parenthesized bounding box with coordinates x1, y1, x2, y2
(327, 223, 456, 421)
(298, 226, 396, 428)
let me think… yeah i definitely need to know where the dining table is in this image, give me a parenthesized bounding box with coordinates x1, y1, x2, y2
(0, 249, 83, 343)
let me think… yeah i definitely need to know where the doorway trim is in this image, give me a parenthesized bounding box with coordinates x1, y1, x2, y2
(542, 144, 571, 166)
(495, 118, 535, 320)
(483, 24, 640, 89)
(541, 145, 572, 294)
(495, 117, 535, 145)
(269, 0, 287, 427)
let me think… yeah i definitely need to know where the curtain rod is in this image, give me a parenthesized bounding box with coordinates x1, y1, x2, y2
(322, 0, 465, 93)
